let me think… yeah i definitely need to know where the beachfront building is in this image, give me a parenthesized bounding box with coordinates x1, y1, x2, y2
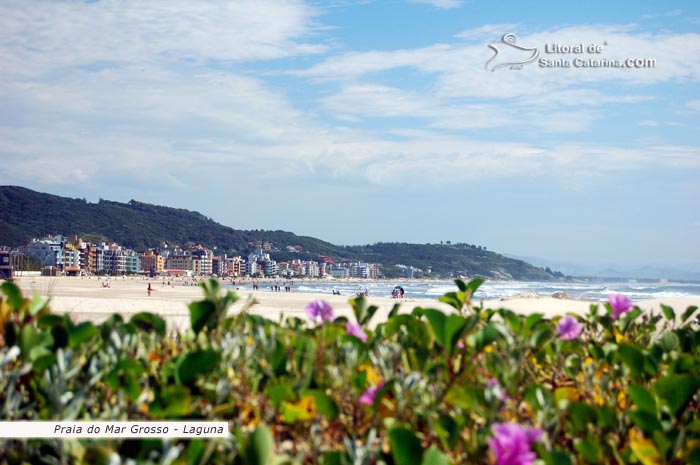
(246, 259, 258, 277)
(140, 251, 164, 275)
(395, 264, 424, 279)
(19, 236, 66, 270)
(247, 248, 277, 277)
(190, 245, 213, 275)
(223, 256, 245, 277)
(329, 264, 350, 278)
(0, 249, 12, 279)
(125, 253, 140, 274)
(165, 254, 192, 272)
(102, 244, 129, 275)
(63, 242, 82, 270)
(264, 259, 277, 276)
(349, 262, 380, 279)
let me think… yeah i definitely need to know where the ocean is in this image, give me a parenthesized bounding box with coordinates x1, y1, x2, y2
(229, 279, 700, 302)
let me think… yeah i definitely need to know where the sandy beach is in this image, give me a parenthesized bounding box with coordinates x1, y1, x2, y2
(8, 276, 700, 331)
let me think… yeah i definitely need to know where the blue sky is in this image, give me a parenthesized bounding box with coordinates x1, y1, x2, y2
(1, 0, 699, 272)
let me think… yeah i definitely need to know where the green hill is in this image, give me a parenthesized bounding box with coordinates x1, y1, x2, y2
(0, 185, 562, 280)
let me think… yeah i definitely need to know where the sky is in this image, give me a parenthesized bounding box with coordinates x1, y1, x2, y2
(1, 0, 699, 272)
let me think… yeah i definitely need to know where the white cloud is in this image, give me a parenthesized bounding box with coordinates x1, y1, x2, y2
(0, 0, 325, 79)
(641, 9, 683, 20)
(455, 24, 520, 41)
(409, 0, 462, 9)
(687, 100, 700, 112)
(299, 25, 700, 90)
(0, 4, 697, 197)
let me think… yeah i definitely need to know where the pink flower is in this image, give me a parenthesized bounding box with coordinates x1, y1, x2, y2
(305, 300, 334, 325)
(346, 321, 368, 342)
(609, 293, 633, 319)
(557, 316, 583, 340)
(489, 423, 542, 465)
(358, 381, 386, 406)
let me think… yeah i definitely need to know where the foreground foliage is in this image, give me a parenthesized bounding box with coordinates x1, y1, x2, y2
(0, 279, 699, 465)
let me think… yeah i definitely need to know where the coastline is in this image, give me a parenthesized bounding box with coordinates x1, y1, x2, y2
(9, 276, 700, 330)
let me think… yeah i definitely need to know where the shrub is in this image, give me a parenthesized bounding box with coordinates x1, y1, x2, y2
(0, 279, 699, 464)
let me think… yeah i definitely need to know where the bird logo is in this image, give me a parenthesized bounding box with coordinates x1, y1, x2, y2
(485, 33, 539, 71)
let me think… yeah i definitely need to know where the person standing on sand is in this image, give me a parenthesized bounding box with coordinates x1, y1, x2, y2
(147, 283, 152, 296)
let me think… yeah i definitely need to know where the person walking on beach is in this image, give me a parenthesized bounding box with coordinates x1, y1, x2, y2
(147, 283, 152, 296)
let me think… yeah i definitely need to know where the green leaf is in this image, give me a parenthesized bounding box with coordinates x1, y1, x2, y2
(245, 425, 274, 465)
(436, 414, 459, 449)
(19, 324, 46, 358)
(304, 390, 339, 420)
(130, 312, 166, 337)
(388, 303, 401, 318)
(69, 322, 98, 348)
(499, 310, 521, 333)
(266, 383, 293, 409)
(617, 344, 645, 377)
(567, 401, 597, 433)
(421, 446, 452, 465)
(470, 322, 501, 351)
(50, 323, 69, 350)
(464, 278, 484, 298)
(525, 313, 544, 331)
(37, 314, 63, 328)
(385, 314, 432, 348)
(321, 451, 345, 465)
(31, 353, 56, 373)
(421, 309, 447, 346)
(27, 294, 49, 316)
(681, 306, 698, 324)
(0, 281, 24, 309)
(149, 385, 192, 418)
(438, 292, 464, 311)
(628, 384, 657, 414)
(445, 384, 484, 410)
(186, 439, 206, 465)
(654, 374, 700, 418)
(177, 350, 221, 386)
(660, 304, 675, 321)
(444, 314, 468, 355)
(389, 427, 423, 465)
(529, 326, 554, 349)
(189, 300, 217, 334)
(629, 410, 662, 435)
(29, 345, 52, 363)
(536, 446, 573, 465)
(658, 332, 679, 352)
(199, 278, 221, 301)
(574, 436, 602, 463)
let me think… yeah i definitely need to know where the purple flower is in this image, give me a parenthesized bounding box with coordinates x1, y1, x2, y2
(346, 321, 368, 342)
(557, 316, 583, 340)
(489, 423, 542, 465)
(305, 300, 335, 325)
(358, 381, 386, 406)
(609, 293, 633, 319)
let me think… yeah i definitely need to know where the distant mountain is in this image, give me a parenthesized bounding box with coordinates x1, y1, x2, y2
(505, 253, 700, 281)
(0, 186, 561, 280)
